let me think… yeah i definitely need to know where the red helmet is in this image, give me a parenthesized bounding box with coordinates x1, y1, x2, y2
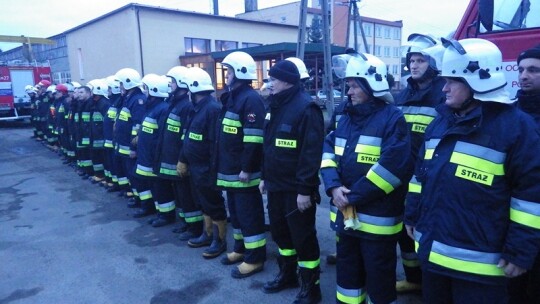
(55, 84, 68, 94)
(38, 79, 51, 88)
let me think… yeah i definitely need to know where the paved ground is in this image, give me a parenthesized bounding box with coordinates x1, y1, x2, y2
(0, 122, 422, 304)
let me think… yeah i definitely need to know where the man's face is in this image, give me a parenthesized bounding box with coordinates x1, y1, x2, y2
(267, 77, 292, 95)
(346, 79, 370, 105)
(225, 67, 235, 87)
(442, 78, 472, 109)
(409, 53, 429, 81)
(518, 58, 540, 94)
(54, 91, 63, 99)
(78, 88, 91, 100)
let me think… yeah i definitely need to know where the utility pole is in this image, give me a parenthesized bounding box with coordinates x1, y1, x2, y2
(351, 0, 369, 53)
(296, 0, 308, 60)
(321, 0, 334, 116)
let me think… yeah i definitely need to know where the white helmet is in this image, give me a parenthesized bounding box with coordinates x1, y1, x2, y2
(70, 81, 81, 88)
(221, 51, 257, 80)
(106, 75, 121, 95)
(25, 85, 35, 94)
(46, 85, 56, 93)
(286, 57, 310, 80)
(166, 66, 189, 89)
(88, 79, 109, 98)
(184, 67, 214, 93)
(142, 74, 170, 98)
(115, 68, 142, 90)
(401, 33, 438, 57)
(420, 44, 446, 73)
(441, 38, 509, 103)
(345, 53, 389, 96)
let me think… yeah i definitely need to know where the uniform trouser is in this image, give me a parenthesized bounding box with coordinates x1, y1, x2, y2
(398, 227, 422, 284)
(114, 152, 130, 190)
(508, 253, 540, 304)
(31, 116, 39, 136)
(226, 190, 266, 264)
(59, 129, 69, 155)
(189, 176, 226, 221)
(336, 234, 397, 304)
(91, 148, 106, 177)
(267, 191, 320, 270)
(46, 123, 57, 144)
(77, 147, 93, 175)
(121, 156, 140, 198)
(67, 135, 76, 161)
(104, 147, 115, 182)
(152, 179, 176, 214)
(38, 120, 47, 139)
(422, 269, 508, 304)
(172, 178, 202, 224)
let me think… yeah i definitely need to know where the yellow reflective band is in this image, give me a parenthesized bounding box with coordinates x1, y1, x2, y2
(136, 168, 156, 177)
(276, 138, 296, 148)
(279, 248, 297, 257)
(81, 138, 90, 145)
(335, 146, 344, 156)
(167, 125, 179, 133)
(119, 114, 129, 121)
(336, 288, 366, 304)
(510, 209, 540, 229)
(245, 238, 267, 249)
(243, 135, 263, 143)
(189, 132, 202, 141)
(429, 252, 504, 277)
(142, 121, 158, 129)
(223, 125, 238, 134)
(166, 118, 181, 127)
(118, 148, 130, 155)
(357, 154, 378, 165)
(404, 114, 435, 125)
(412, 124, 427, 133)
(359, 221, 403, 235)
(402, 259, 421, 267)
(425, 149, 434, 160)
(454, 165, 493, 186)
(160, 168, 177, 176)
(450, 152, 504, 175)
(185, 215, 203, 223)
(142, 126, 153, 134)
(233, 233, 243, 240)
(408, 182, 421, 193)
(330, 210, 336, 223)
(355, 144, 380, 155)
(222, 118, 242, 127)
(366, 169, 394, 194)
(298, 258, 320, 269)
(321, 159, 338, 168)
(216, 178, 261, 188)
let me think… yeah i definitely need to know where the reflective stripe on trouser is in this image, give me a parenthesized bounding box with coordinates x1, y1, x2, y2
(267, 191, 319, 267)
(226, 191, 266, 263)
(134, 178, 153, 211)
(336, 233, 397, 304)
(172, 178, 203, 224)
(189, 175, 226, 221)
(152, 179, 176, 213)
(398, 228, 422, 284)
(91, 149, 106, 176)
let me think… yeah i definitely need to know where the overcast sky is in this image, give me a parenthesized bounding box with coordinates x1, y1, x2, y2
(0, 0, 471, 52)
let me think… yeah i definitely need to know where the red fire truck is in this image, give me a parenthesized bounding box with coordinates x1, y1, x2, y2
(453, 0, 540, 97)
(0, 60, 52, 121)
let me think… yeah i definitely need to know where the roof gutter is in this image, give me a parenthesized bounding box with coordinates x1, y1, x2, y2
(135, 7, 145, 75)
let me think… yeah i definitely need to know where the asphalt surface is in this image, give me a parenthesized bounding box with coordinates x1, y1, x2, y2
(0, 122, 422, 304)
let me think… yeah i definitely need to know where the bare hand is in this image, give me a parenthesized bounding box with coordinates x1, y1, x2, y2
(331, 186, 351, 209)
(405, 224, 415, 240)
(498, 259, 527, 278)
(129, 151, 137, 159)
(297, 194, 312, 212)
(259, 180, 266, 194)
(239, 171, 251, 183)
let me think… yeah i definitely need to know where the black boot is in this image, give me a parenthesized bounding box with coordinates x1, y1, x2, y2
(263, 256, 299, 294)
(188, 215, 213, 248)
(202, 220, 227, 259)
(293, 267, 321, 304)
(172, 216, 188, 233)
(152, 211, 176, 227)
(179, 221, 203, 241)
(133, 207, 156, 218)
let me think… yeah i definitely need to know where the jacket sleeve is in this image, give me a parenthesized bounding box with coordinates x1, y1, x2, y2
(130, 97, 147, 150)
(240, 95, 266, 173)
(320, 131, 342, 196)
(502, 115, 540, 269)
(296, 103, 324, 195)
(404, 143, 425, 227)
(347, 111, 413, 206)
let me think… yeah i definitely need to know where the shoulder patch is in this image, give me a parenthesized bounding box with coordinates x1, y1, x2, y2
(138, 99, 144, 105)
(247, 112, 256, 123)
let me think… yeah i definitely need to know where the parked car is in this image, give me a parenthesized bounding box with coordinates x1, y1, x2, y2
(315, 89, 345, 108)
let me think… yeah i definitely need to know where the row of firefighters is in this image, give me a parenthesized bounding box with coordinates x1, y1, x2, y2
(24, 34, 540, 304)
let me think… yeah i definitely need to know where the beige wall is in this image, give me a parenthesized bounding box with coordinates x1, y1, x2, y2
(66, 6, 298, 83)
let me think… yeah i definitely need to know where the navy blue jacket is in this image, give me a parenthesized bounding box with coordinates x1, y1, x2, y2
(321, 99, 413, 240)
(262, 84, 324, 195)
(215, 83, 265, 191)
(115, 88, 146, 157)
(103, 94, 121, 149)
(405, 102, 540, 285)
(77, 97, 93, 147)
(154, 93, 193, 179)
(90, 96, 111, 149)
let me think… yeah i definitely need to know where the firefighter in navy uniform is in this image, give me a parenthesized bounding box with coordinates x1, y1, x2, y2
(216, 51, 267, 278)
(153, 66, 202, 234)
(102, 76, 122, 189)
(35, 80, 51, 142)
(405, 38, 540, 304)
(76, 85, 94, 178)
(87, 79, 111, 184)
(179, 67, 227, 259)
(114, 68, 146, 206)
(508, 45, 540, 304)
(26, 85, 39, 139)
(132, 74, 170, 221)
(260, 60, 324, 304)
(53, 84, 69, 160)
(394, 33, 447, 293)
(321, 52, 413, 304)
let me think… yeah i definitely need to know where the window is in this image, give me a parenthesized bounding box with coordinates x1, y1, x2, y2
(392, 64, 399, 74)
(384, 27, 391, 39)
(384, 46, 391, 57)
(242, 42, 262, 49)
(393, 47, 400, 58)
(363, 24, 372, 36)
(53, 71, 71, 84)
(375, 25, 382, 37)
(479, 0, 540, 32)
(184, 37, 210, 55)
(393, 28, 401, 40)
(374, 45, 381, 56)
(215, 40, 238, 52)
